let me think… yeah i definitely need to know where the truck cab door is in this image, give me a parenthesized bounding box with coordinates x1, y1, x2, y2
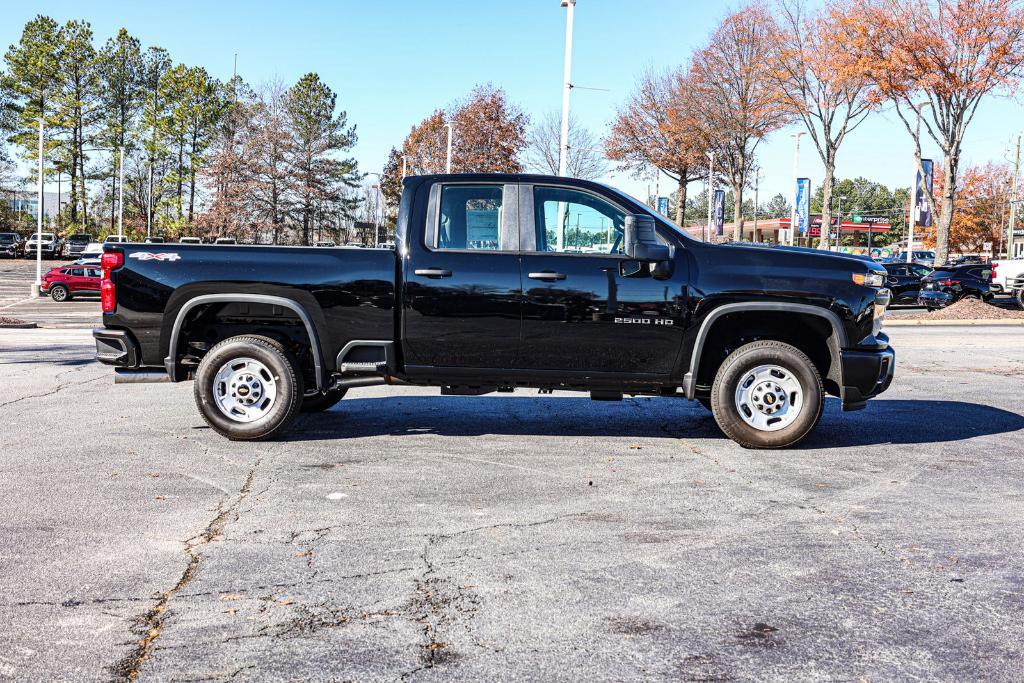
(402, 182, 522, 370)
(517, 183, 688, 376)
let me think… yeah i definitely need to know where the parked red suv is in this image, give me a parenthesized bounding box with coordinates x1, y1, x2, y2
(41, 265, 102, 301)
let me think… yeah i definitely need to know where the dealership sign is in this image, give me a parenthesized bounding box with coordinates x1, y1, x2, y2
(713, 190, 725, 236)
(795, 178, 811, 234)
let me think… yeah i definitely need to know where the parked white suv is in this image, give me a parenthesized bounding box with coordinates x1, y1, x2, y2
(991, 258, 1024, 294)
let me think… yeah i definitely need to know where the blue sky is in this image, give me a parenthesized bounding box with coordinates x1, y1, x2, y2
(8, 0, 1023, 209)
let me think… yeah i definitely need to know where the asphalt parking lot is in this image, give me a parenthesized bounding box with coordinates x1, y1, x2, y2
(2, 259, 1024, 680)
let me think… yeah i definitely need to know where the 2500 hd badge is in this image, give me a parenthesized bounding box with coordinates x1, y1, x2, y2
(614, 317, 674, 325)
(93, 173, 894, 449)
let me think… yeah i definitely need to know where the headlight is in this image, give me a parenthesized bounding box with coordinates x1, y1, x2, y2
(852, 271, 885, 287)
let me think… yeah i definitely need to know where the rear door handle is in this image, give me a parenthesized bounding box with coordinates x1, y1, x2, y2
(528, 271, 566, 281)
(414, 268, 452, 278)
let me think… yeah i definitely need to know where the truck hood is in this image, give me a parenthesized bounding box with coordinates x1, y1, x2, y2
(690, 241, 885, 300)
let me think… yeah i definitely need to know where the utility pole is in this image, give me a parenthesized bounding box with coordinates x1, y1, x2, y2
(32, 117, 43, 298)
(1009, 134, 1020, 259)
(558, 0, 576, 177)
(789, 132, 805, 246)
(444, 122, 453, 174)
(705, 151, 715, 242)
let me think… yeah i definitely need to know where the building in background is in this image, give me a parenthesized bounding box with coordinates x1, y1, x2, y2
(2, 189, 70, 222)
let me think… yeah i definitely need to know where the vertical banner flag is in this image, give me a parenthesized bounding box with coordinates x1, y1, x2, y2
(657, 196, 669, 216)
(915, 159, 934, 227)
(796, 178, 811, 234)
(713, 189, 725, 236)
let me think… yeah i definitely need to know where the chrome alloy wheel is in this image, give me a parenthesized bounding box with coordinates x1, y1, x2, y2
(212, 357, 278, 423)
(733, 364, 803, 432)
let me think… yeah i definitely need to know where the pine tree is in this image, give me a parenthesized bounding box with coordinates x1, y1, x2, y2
(96, 28, 144, 231)
(52, 19, 100, 227)
(284, 73, 359, 246)
(3, 15, 62, 194)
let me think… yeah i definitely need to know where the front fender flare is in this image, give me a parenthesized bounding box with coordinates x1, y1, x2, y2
(681, 301, 848, 399)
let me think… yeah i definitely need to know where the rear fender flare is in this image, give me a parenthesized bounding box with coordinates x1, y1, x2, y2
(681, 302, 847, 398)
(164, 293, 325, 390)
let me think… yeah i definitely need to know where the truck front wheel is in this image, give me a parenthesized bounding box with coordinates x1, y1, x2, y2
(194, 335, 303, 440)
(710, 340, 824, 449)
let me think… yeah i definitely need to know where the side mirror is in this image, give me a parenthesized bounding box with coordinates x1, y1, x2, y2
(624, 214, 670, 262)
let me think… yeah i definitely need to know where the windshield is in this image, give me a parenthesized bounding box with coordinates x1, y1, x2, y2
(31, 233, 55, 241)
(0, 234, 14, 243)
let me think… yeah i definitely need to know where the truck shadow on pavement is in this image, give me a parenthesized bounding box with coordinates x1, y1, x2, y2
(285, 396, 1024, 448)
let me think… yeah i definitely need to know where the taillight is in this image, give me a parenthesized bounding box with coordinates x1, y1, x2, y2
(992, 263, 998, 280)
(101, 251, 123, 313)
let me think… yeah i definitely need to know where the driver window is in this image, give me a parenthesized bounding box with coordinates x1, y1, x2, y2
(534, 187, 626, 255)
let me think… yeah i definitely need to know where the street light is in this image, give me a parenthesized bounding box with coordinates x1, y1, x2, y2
(789, 131, 806, 247)
(705, 151, 715, 242)
(558, 0, 576, 177)
(367, 172, 384, 247)
(835, 195, 847, 250)
(444, 122, 453, 174)
(31, 117, 43, 298)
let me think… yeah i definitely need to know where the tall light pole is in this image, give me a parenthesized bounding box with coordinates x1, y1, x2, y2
(1008, 134, 1020, 258)
(118, 148, 125, 239)
(32, 117, 43, 298)
(789, 131, 806, 246)
(368, 172, 383, 247)
(753, 169, 762, 243)
(705, 151, 716, 242)
(444, 123, 453, 174)
(558, 0, 576, 177)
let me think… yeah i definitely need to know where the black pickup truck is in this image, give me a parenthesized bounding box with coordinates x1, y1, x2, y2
(93, 174, 894, 448)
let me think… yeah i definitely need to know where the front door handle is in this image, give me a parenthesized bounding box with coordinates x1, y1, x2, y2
(414, 268, 452, 278)
(528, 271, 567, 282)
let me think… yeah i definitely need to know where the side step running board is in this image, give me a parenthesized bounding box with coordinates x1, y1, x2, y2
(340, 361, 387, 373)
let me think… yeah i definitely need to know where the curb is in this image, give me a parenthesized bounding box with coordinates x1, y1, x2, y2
(886, 319, 1024, 326)
(0, 322, 38, 329)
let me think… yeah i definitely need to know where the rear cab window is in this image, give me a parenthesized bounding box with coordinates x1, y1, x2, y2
(433, 184, 508, 251)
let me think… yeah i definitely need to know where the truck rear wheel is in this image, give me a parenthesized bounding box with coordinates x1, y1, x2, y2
(194, 335, 303, 441)
(710, 340, 824, 449)
(302, 387, 348, 412)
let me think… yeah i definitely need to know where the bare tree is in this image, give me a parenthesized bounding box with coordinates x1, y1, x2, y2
(771, 0, 874, 249)
(691, 4, 790, 241)
(606, 67, 706, 224)
(525, 110, 606, 179)
(844, 0, 1024, 264)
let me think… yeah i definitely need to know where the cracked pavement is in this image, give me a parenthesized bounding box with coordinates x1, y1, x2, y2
(1, 324, 1023, 680)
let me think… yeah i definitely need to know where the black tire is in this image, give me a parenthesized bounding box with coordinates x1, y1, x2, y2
(1016, 288, 1024, 311)
(49, 285, 69, 302)
(193, 335, 303, 441)
(302, 387, 348, 412)
(709, 340, 824, 449)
